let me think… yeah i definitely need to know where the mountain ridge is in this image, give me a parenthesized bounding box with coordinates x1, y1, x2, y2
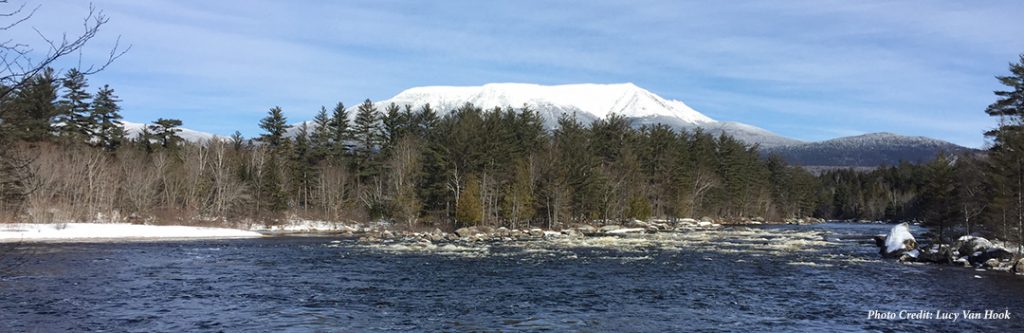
(761, 132, 974, 167)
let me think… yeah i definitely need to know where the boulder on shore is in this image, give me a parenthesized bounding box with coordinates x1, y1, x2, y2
(454, 226, 478, 238)
(969, 248, 1014, 266)
(1012, 258, 1024, 274)
(953, 236, 994, 257)
(576, 225, 597, 235)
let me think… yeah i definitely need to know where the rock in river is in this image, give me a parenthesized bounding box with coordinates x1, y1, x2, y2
(876, 223, 918, 260)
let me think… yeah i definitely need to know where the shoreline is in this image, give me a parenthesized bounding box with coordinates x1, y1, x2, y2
(0, 217, 773, 243)
(0, 223, 263, 243)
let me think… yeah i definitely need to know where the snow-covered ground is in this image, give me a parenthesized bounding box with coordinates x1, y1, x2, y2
(251, 219, 361, 233)
(0, 223, 263, 242)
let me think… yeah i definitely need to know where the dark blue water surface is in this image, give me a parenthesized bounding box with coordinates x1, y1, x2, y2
(1, 223, 1022, 332)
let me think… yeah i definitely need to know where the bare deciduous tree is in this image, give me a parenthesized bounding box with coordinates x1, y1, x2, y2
(388, 137, 422, 227)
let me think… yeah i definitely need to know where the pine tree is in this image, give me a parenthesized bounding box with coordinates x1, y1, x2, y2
(5, 68, 57, 141)
(413, 103, 438, 139)
(260, 154, 288, 217)
(412, 103, 447, 219)
(136, 127, 155, 153)
(90, 84, 124, 150)
(148, 118, 183, 149)
(310, 106, 334, 161)
(920, 153, 958, 241)
(230, 131, 245, 151)
(381, 102, 406, 156)
(352, 99, 381, 177)
(55, 68, 93, 142)
(553, 113, 601, 222)
(290, 123, 315, 210)
(259, 106, 289, 148)
(329, 101, 350, 158)
(984, 54, 1024, 246)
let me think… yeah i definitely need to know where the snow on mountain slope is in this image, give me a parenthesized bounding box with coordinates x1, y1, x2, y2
(347, 82, 798, 148)
(387, 82, 714, 125)
(700, 121, 803, 148)
(121, 121, 216, 142)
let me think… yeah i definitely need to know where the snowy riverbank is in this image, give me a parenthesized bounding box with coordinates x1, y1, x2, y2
(0, 223, 264, 242)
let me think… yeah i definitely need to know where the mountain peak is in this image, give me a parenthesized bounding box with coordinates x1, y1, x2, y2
(389, 82, 716, 126)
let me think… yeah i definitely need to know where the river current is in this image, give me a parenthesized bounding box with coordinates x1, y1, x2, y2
(1, 223, 1021, 332)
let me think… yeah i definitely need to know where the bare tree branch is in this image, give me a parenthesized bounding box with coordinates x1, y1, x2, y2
(0, 1, 131, 101)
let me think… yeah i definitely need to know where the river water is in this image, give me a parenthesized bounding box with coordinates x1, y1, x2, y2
(1, 223, 1021, 332)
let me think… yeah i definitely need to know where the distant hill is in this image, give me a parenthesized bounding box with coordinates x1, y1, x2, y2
(761, 132, 974, 168)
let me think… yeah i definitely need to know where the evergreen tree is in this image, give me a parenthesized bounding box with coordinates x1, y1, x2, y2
(920, 153, 958, 241)
(230, 131, 245, 151)
(416, 105, 449, 220)
(5, 68, 57, 141)
(553, 113, 601, 222)
(259, 154, 288, 217)
(259, 106, 289, 148)
(381, 102, 407, 155)
(329, 101, 350, 158)
(352, 99, 382, 177)
(626, 194, 652, 221)
(55, 68, 93, 142)
(984, 54, 1024, 245)
(290, 123, 315, 210)
(90, 84, 124, 150)
(310, 106, 334, 161)
(148, 118, 183, 149)
(136, 127, 155, 153)
(413, 103, 438, 139)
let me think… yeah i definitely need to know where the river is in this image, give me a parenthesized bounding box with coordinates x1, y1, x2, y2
(1, 223, 1021, 332)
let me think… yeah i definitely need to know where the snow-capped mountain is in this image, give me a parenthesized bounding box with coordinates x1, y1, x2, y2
(761, 132, 973, 167)
(121, 121, 216, 142)
(350, 82, 800, 148)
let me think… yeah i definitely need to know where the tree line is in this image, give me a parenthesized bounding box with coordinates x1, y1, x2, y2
(0, 70, 825, 228)
(2, 54, 1024, 248)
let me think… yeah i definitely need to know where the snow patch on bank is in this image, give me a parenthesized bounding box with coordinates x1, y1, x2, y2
(0, 223, 263, 242)
(251, 219, 360, 233)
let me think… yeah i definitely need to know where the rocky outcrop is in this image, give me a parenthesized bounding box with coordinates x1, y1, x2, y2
(874, 228, 1021, 275)
(953, 236, 995, 258)
(875, 223, 918, 260)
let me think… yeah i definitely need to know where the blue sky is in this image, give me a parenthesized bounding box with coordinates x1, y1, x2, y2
(9, 0, 1024, 147)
